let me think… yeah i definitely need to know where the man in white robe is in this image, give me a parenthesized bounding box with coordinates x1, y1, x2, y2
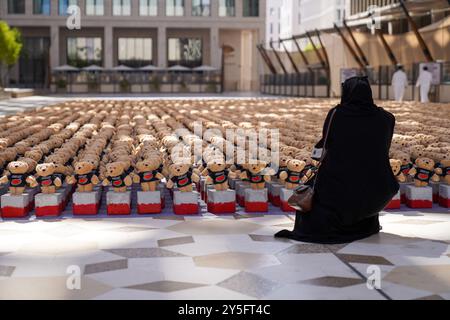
(415, 66, 433, 103)
(392, 65, 408, 102)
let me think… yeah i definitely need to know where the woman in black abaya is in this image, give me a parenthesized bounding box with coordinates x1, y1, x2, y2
(276, 77, 399, 244)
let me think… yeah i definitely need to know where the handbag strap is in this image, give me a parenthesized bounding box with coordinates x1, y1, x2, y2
(312, 108, 337, 190)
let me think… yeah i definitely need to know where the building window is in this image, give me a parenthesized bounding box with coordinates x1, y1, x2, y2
(168, 38, 202, 68)
(67, 37, 103, 67)
(113, 0, 131, 16)
(86, 0, 104, 15)
(8, 0, 26, 14)
(59, 0, 78, 15)
(118, 38, 153, 67)
(192, 0, 210, 16)
(139, 0, 158, 16)
(166, 0, 184, 16)
(243, 0, 259, 17)
(33, 0, 51, 15)
(219, 0, 235, 17)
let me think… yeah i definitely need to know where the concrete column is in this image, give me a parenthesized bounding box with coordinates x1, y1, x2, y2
(104, 25, 114, 68)
(104, 0, 112, 16)
(158, 0, 165, 16)
(235, 0, 243, 18)
(131, 0, 140, 17)
(25, 0, 33, 14)
(51, 0, 58, 16)
(185, 0, 192, 17)
(157, 26, 167, 68)
(210, 27, 220, 69)
(210, 0, 219, 17)
(50, 25, 60, 68)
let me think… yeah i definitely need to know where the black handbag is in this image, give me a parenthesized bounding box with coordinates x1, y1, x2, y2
(288, 109, 337, 213)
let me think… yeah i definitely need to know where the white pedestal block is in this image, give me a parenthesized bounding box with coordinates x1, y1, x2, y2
(73, 189, 102, 215)
(207, 189, 236, 214)
(228, 178, 238, 190)
(385, 191, 401, 210)
(107, 191, 131, 215)
(269, 182, 283, 207)
(173, 191, 199, 215)
(137, 191, 162, 214)
(405, 186, 433, 209)
(35, 193, 65, 217)
(438, 184, 450, 208)
(400, 182, 412, 204)
(431, 182, 440, 203)
(1, 189, 37, 218)
(236, 181, 250, 207)
(245, 189, 268, 213)
(280, 188, 295, 212)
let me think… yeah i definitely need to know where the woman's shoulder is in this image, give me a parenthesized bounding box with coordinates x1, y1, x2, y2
(376, 107, 396, 123)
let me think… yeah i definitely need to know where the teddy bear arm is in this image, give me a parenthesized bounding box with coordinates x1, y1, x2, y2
(91, 175, 100, 185)
(54, 177, 62, 187)
(132, 174, 141, 184)
(166, 180, 174, 189)
(192, 173, 200, 183)
(431, 174, 440, 183)
(124, 176, 133, 187)
(0, 175, 8, 185)
(239, 172, 248, 180)
(66, 176, 75, 185)
(102, 179, 110, 187)
(409, 168, 417, 176)
(279, 171, 288, 181)
(264, 175, 271, 182)
(200, 168, 209, 177)
(434, 168, 443, 175)
(156, 173, 165, 180)
(26, 176, 38, 188)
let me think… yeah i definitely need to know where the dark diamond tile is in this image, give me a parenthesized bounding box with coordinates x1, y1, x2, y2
(153, 216, 185, 221)
(325, 243, 350, 252)
(0, 265, 15, 277)
(84, 259, 128, 275)
(105, 248, 186, 258)
(277, 244, 331, 255)
(415, 295, 445, 300)
(336, 254, 394, 266)
(157, 236, 195, 247)
(218, 271, 280, 298)
(126, 281, 206, 293)
(107, 226, 157, 233)
(300, 276, 365, 288)
(233, 214, 265, 220)
(249, 234, 291, 243)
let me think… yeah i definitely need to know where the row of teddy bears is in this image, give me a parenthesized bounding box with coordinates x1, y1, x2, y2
(0, 100, 449, 198)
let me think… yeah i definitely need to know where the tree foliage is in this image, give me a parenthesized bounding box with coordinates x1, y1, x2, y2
(0, 21, 22, 87)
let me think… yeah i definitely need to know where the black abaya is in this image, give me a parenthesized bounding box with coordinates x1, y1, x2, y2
(276, 77, 399, 244)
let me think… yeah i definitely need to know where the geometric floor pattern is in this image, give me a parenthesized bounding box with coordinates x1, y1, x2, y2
(1, 207, 449, 300)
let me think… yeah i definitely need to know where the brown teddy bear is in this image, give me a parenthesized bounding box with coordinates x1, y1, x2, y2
(133, 158, 165, 192)
(240, 160, 271, 190)
(102, 162, 133, 193)
(34, 163, 62, 194)
(202, 158, 230, 191)
(435, 154, 450, 185)
(0, 161, 37, 195)
(166, 162, 200, 192)
(390, 159, 407, 183)
(67, 161, 100, 193)
(279, 159, 307, 189)
(409, 157, 440, 187)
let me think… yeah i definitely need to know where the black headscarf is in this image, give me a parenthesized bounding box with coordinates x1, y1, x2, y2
(340, 76, 377, 115)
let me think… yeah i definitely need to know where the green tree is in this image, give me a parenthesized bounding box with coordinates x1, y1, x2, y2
(0, 21, 22, 88)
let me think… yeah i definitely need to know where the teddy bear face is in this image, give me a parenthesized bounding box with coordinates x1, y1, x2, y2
(390, 159, 402, 175)
(74, 162, 95, 175)
(7, 161, 29, 174)
(286, 159, 306, 172)
(136, 159, 160, 172)
(207, 159, 227, 172)
(415, 157, 435, 171)
(170, 163, 191, 176)
(106, 162, 126, 177)
(36, 163, 56, 177)
(279, 156, 292, 167)
(247, 161, 267, 174)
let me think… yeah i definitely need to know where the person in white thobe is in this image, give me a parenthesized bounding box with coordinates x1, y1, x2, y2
(392, 66, 408, 102)
(415, 66, 433, 103)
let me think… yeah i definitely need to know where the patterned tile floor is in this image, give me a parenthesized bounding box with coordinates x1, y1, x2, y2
(0, 189, 449, 300)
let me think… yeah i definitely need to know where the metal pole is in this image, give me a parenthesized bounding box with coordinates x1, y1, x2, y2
(343, 20, 370, 66)
(315, 29, 331, 98)
(333, 23, 365, 69)
(270, 41, 288, 74)
(257, 44, 277, 75)
(305, 31, 327, 69)
(292, 37, 312, 72)
(399, 0, 434, 62)
(280, 40, 300, 74)
(375, 29, 399, 66)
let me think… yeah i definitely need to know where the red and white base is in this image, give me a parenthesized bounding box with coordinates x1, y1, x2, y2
(236, 181, 250, 207)
(107, 191, 132, 215)
(173, 191, 199, 215)
(1, 189, 38, 218)
(158, 183, 166, 209)
(385, 191, 401, 210)
(245, 188, 269, 213)
(228, 178, 238, 190)
(280, 188, 296, 212)
(35, 192, 65, 217)
(137, 191, 162, 214)
(400, 182, 411, 204)
(207, 189, 236, 214)
(438, 184, 450, 208)
(268, 182, 283, 207)
(405, 186, 433, 209)
(431, 182, 440, 203)
(73, 189, 102, 215)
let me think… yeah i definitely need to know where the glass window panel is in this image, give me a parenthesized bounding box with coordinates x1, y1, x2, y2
(33, 0, 51, 15)
(59, 0, 78, 15)
(8, 0, 26, 14)
(166, 0, 184, 16)
(118, 38, 153, 67)
(86, 0, 104, 15)
(139, 0, 157, 16)
(67, 37, 103, 67)
(243, 0, 259, 17)
(192, 0, 210, 16)
(113, 0, 131, 16)
(219, 0, 235, 17)
(168, 38, 202, 68)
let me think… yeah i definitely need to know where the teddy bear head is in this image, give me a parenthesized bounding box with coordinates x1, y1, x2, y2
(170, 162, 191, 177)
(106, 162, 126, 177)
(136, 158, 160, 173)
(74, 162, 95, 175)
(286, 159, 307, 173)
(7, 161, 29, 174)
(207, 158, 227, 172)
(247, 161, 267, 175)
(36, 163, 56, 177)
(390, 159, 402, 175)
(415, 157, 435, 171)
(279, 155, 292, 168)
(54, 163, 72, 175)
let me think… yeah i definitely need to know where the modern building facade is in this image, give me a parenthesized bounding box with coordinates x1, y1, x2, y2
(0, 0, 266, 91)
